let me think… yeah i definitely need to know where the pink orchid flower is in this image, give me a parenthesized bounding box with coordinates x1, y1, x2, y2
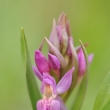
(36, 67, 74, 110)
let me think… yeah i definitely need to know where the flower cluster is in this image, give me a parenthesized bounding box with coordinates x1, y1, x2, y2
(32, 12, 94, 110)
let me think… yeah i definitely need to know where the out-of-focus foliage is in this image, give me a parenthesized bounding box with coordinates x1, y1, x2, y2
(93, 71, 110, 110)
(0, 0, 110, 110)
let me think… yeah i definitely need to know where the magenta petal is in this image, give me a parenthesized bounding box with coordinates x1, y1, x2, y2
(55, 96, 67, 110)
(88, 54, 94, 63)
(35, 50, 50, 73)
(40, 73, 57, 94)
(48, 53, 60, 70)
(43, 73, 56, 87)
(32, 66, 43, 81)
(78, 49, 86, 76)
(56, 67, 75, 94)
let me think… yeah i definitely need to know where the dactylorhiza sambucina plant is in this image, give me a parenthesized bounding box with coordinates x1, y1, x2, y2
(23, 12, 110, 110)
(31, 12, 94, 110)
(34, 12, 93, 96)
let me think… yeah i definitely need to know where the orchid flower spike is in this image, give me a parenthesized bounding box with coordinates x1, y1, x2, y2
(36, 67, 75, 110)
(33, 12, 94, 102)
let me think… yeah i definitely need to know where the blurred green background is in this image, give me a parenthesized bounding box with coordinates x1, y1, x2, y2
(0, 0, 110, 110)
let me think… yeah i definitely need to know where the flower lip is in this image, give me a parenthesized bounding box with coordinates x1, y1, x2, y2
(37, 98, 60, 110)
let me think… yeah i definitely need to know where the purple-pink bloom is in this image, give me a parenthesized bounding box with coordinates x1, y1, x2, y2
(35, 50, 50, 74)
(36, 67, 75, 110)
(32, 12, 94, 105)
(33, 50, 61, 78)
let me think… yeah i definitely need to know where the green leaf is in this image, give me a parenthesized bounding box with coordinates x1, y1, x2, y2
(93, 71, 110, 110)
(21, 27, 41, 110)
(71, 40, 89, 110)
